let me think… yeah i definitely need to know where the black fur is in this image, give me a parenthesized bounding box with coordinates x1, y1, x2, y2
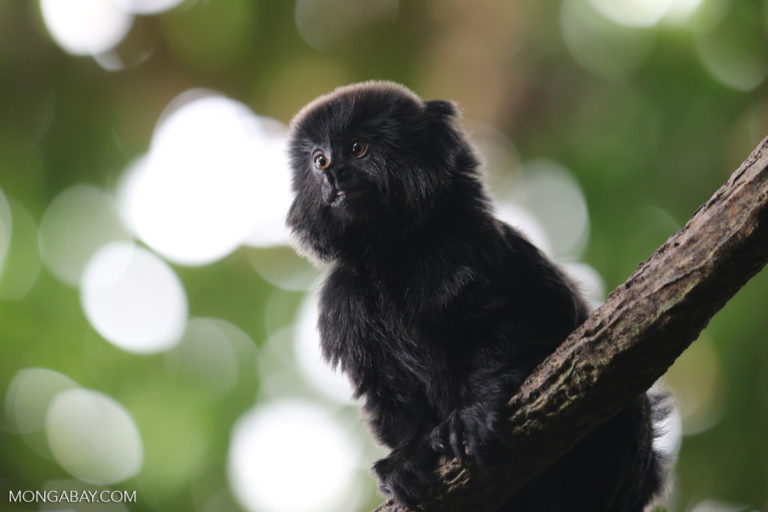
(286, 81, 666, 511)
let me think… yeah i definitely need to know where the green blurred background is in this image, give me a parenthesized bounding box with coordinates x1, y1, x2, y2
(0, 0, 767, 511)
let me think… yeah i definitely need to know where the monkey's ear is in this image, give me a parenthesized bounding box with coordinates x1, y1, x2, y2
(424, 100, 458, 118)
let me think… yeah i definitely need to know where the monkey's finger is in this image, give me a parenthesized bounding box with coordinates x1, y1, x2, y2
(465, 435, 493, 472)
(449, 415, 465, 462)
(429, 424, 447, 454)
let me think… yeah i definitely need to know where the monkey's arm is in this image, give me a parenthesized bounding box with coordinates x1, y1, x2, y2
(430, 224, 590, 466)
(375, 239, 587, 507)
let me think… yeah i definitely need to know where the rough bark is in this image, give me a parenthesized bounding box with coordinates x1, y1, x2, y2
(373, 136, 768, 512)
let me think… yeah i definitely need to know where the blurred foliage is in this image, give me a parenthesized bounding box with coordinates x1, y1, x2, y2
(1, 0, 767, 511)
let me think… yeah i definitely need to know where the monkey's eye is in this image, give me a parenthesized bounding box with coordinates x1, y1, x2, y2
(350, 141, 368, 158)
(313, 153, 330, 170)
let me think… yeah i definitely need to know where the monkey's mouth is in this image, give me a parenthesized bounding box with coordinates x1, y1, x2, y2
(320, 184, 342, 206)
(330, 190, 346, 206)
(326, 187, 365, 207)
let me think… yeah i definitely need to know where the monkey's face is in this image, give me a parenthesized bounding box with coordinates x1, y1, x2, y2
(310, 139, 368, 206)
(301, 130, 384, 214)
(288, 82, 430, 215)
(286, 81, 464, 259)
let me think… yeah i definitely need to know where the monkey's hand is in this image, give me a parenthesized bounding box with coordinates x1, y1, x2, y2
(373, 441, 438, 508)
(428, 404, 506, 469)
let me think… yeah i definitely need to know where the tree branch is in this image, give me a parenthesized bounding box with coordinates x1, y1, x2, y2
(373, 136, 768, 512)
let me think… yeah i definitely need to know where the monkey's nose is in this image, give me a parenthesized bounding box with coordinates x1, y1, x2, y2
(324, 166, 346, 186)
(323, 168, 336, 187)
(321, 171, 340, 204)
(320, 166, 350, 204)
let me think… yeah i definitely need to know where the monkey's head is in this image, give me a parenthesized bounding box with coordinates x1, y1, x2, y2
(286, 81, 479, 261)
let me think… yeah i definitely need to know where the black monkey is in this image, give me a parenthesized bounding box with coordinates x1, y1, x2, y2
(286, 81, 666, 511)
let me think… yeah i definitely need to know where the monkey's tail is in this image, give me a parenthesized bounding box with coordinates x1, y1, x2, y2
(643, 389, 678, 511)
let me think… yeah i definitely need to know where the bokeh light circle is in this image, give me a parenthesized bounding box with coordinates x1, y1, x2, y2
(0, 199, 41, 300)
(0, 188, 11, 273)
(5, 368, 78, 434)
(120, 91, 292, 265)
(46, 388, 143, 484)
(517, 160, 590, 259)
(664, 0, 706, 25)
(587, 0, 707, 27)
(664, 336, 724, 434)
(165, 317, 240, 396)
(696, 31, 768, 92)
(295, 0, 399, 50)
(241, 116, 294, 249)
(588, 0, 671, 27)
(39, 184, 131, 286)
(689, 500, 749, 512)
(80, 242, 187, 354)
(228, 400, 360, 512)
(111, 0, 185, 14)
(39, 0, 133, 56)
(561, 0, 655, 79)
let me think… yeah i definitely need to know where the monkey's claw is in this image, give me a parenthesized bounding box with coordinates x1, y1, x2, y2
(429, 406, 505, 469)
(373, 447, 434, 509)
